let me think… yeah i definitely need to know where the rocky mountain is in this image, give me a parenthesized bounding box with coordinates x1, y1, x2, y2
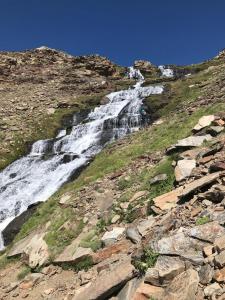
(0, 47, 225, 300)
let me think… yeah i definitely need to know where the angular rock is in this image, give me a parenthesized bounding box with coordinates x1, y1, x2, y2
(129, 191, 148, 202)
(55, 247, 93, 264)
(187, 221, 225, 243)
(214, 267, 225, 283)
(150, 174, 168, 185)
(210, 162, 225, 172)
(199, 264, 214, 285)
(7, 231, 49, 268)
(153, 187, 183, 211)
(204, 282, 222, 297)
(145, 256, 185, 286)
(175, 159, 196, 182)
(111, 215, 121, 224)
(126, 227, 142, 244)
(215, 235, 225, 252)
(214, 250, 225, 268)
(175, 134, 212, 148)
(164, 269, 199, 300)
(73, 260, 135, 300)
(101, 227, 125, 246)
(117, 278, 142, 300)
(132, 282, 164, 300)
(179, 148, 204, 160)
(137, 216, 156, 236)
(208, 126, 224, 136)
(193, 115, 216, 131)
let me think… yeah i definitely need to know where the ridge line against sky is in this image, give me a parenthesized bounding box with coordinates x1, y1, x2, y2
(0, 0, 225, 66)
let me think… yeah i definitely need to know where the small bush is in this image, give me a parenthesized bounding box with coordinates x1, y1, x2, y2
(133, 248, 159, 274)
(196, 216, 210, 225)
(17, 266, 31, 280)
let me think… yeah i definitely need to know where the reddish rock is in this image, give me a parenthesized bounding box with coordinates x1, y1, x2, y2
(132, 282, 164, 300)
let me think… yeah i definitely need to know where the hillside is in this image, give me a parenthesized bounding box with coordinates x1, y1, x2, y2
(0, 48, 225, 300)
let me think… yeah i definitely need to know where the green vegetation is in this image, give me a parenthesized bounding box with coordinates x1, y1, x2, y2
(61, 256, 93, 272)
(17, 265, 31, 280)
(133, 248, 159, 274)
(79, 230, 102, 252)
(196, 216, 210, 225)
(0, 255, 18, 270)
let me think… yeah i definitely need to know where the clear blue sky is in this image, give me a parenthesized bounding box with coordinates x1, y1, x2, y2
(1, 0, 225, 66)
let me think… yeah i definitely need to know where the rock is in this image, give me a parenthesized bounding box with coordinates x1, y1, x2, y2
(145, 256, 185, 286)
(137, 216, 156, 236)
(188, 221, 225, 243)
(152, 229, 208, 264)
(203, 245, 214, 257)
(153, 172, 222, 210)
(202, 199, 212, 206)
(210, 162, 225, 172)
(179, 148, 203, 160)
(215, 250, 225, 267)
(132, 282, 164, 300)
(199, 264, 214, 284)
(7, 231, 49, 268)
(129, 191, 148, 202)
(59, 194, 71, 205)
(164, 269, 199, 300)
(126, 227, 142, 244)
(175, 159, 196, 182)
(116, 278, 142, 300)
(19, 273, 44, 289)
(55, 247, 93, 264)
(92, 240, 131, 264)
(215, 235, 225, 252)
(191, 207, 202, 217)
(175, 134, 212, 148)
(204, 282, 222, 297)
(214, 267, 225, 282)
(150, 174, 168, 185)
(111, 215, 120, 224)
(208, 126, 224, 136)
(193, 115, 216, 131)
(101, 227, 125, 246)
(120, 202, 129, 210)
(73, 260, 135, 300)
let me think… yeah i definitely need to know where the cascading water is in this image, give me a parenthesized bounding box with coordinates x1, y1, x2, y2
(0, 68, 163, 249)
(158, 65, 174, 78)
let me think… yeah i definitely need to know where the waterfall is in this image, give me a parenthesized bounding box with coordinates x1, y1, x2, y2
(159, 65, 174, 78)
(0, 67, 163, 249)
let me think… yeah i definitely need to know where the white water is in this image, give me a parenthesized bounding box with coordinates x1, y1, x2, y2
(0, 68, 163, 249)
(159, 65, 174, 78)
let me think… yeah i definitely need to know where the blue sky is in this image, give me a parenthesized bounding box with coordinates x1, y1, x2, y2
(0, 0, 225, 66)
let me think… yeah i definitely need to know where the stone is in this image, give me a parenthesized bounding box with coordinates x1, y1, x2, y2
(92, 240, 131, 264)
(19, 273, 44, 289)
(101, 227, 125, 245)
(193, 115, 216, 131)
(202, 199, 212, 206)
(215, 250, 225, 267)
(210, 162, 225, 172)
(150, 174, 168, 185)
(191, 207, 202, 217)
(153, 172, 222, 210)
(152, 230, 207, 264)
(7, 231, 49, 268)
(132, 282, 164, 300)
(120, 202, 129, 210)
(55, 247, 93, 264)
(73, 260, 135, 300)
(214, 267, 225, 282)
(137, 216, 156, 236)
(203, 245, 214, 257)
(126, 227, 142, 244)
(175, 159, 196, 182)
(129, 191, 148, 202)
(199, 264, 214, 284)
(215, 235, 225, 252)
(179, 148, 204, 160)
(116, 278, 142, 300)
(59, 194, 71, 205)
(175, 134, 212, 147)
(164, 269, 199, 300)
(187, 221, 225, 243)
(111, 215, 120, 224)
(204, 282, 222, 297)
(208, 126, 224, 136)
(145, 256, 185, 286)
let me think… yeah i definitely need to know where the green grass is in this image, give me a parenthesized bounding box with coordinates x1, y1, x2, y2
(79, 230, 102, 252)
(61, 256, 93, 272)
(133, 248, 159, 274)
(17, 266, 31, 280)
(196, 216, 210, 225)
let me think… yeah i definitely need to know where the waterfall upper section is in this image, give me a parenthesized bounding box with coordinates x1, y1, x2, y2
(0, 67, 163, 249)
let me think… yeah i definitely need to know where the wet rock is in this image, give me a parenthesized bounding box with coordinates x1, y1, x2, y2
(204, 282, 222, 298)
(175, 159, 196, 182)
(126, 227, 142, 244)
(150, 174, 168, 185)
(73, 260, 135, 300)
(193, 115, 216, 131)
(164, 269, 199, 300)
(55, 247, 93, 264)
(7, 231, 49, 268)
(145, 256, 185, 286)
(101, 227, 125, 246)
(199, 264, 214, 284)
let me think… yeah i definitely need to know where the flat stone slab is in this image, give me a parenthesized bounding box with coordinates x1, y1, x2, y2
(193, 115, 216, 131)
(101, 227, 125, 245)
(175, 134, 212, 147)
(175, 159, 196, 182)
(55, 246, 93, 264)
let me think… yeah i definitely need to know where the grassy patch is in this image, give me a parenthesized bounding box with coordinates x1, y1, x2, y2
(17, 266, 31, 280)
(196, 216, 210, 226)
(79, 230, 102, 252)
(133, 248, 159, 274)
(61, 256, 93, 272)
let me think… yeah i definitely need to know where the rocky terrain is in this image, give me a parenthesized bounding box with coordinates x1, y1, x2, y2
(0, 48, 225, 300)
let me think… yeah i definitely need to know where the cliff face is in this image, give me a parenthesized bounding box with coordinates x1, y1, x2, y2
(0, 47, 127, 169)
